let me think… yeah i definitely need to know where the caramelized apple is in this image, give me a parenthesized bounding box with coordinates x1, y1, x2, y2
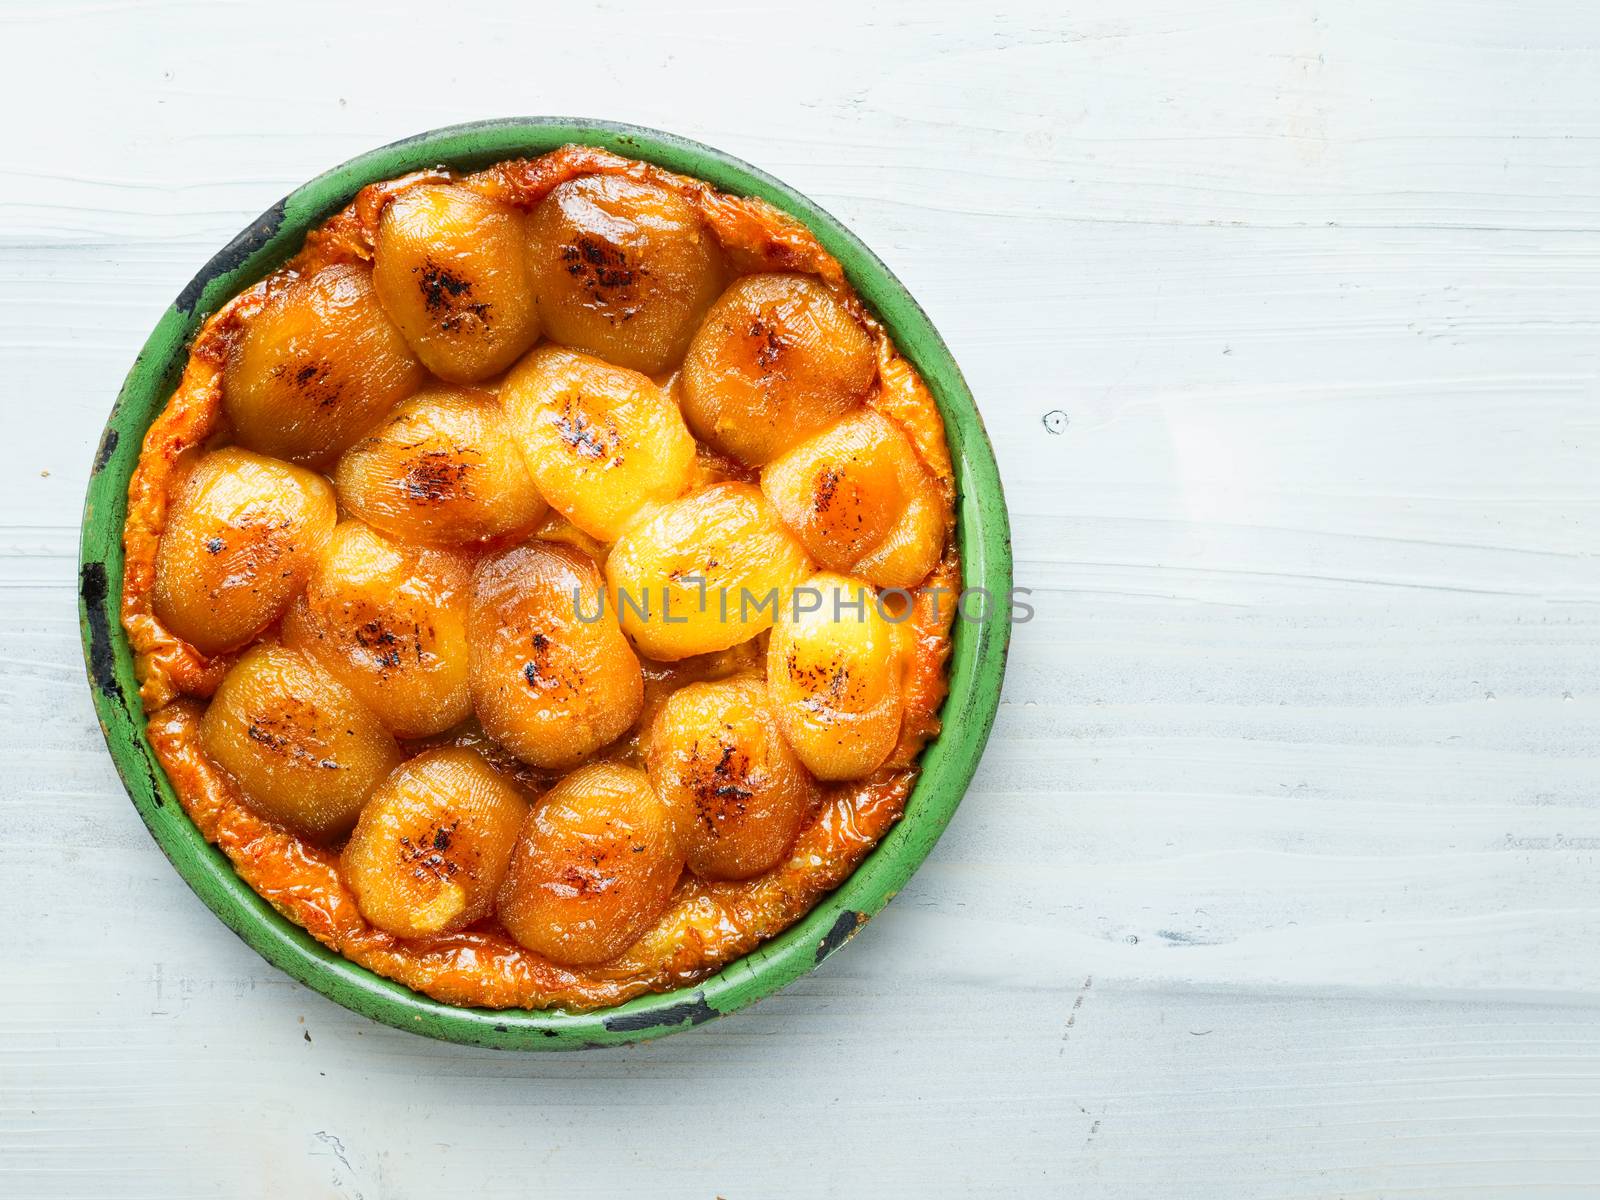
(281, 521, 472, 739)
(603, 482, 813, 660)
(200, 643, 402, 840)
(766, 572, 902, 781)
(223, 263, 425, 466)
(151, 447, 336, 656)
(524, 175, 725, 374)
(342, 747, 528, 938)
(333, 386, 546, 548)
(468, 543, 643, 770)
(646, 677, 816, 879)
(680, 273, 876, 465)
(500, 345, 695, 541)
(762, 409, 945, 589)
(372, 184, 540, 382)
(496, 762, 682, 965)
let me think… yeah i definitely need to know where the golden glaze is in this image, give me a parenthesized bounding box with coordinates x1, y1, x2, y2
(123, 145, 957, 1011)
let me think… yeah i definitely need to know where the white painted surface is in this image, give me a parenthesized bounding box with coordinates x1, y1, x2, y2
(4, 0, 1599, 1195)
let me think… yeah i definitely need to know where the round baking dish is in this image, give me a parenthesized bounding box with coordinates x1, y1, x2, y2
(77, 118, 1011, 1049)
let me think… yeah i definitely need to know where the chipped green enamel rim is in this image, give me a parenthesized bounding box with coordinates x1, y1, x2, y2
(77, 119, 1011, 1049)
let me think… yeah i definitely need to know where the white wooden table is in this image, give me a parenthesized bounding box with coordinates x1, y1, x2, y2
(6, 1, 1599, 1195)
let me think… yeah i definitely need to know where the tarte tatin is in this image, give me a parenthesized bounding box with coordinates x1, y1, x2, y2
(121, 145, 958, 1011)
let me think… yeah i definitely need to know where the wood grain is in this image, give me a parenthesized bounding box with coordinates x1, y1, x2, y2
(4, 0, 1599, 1195)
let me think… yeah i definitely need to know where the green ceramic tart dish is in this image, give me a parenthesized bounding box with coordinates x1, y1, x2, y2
(77, 118, 1011, 1049)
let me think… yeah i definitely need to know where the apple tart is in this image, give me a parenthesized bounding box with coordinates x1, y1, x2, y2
(121, 145, 958, 1011)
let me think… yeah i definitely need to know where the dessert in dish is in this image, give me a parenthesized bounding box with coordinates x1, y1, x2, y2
(120, 145, 958, 1011)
